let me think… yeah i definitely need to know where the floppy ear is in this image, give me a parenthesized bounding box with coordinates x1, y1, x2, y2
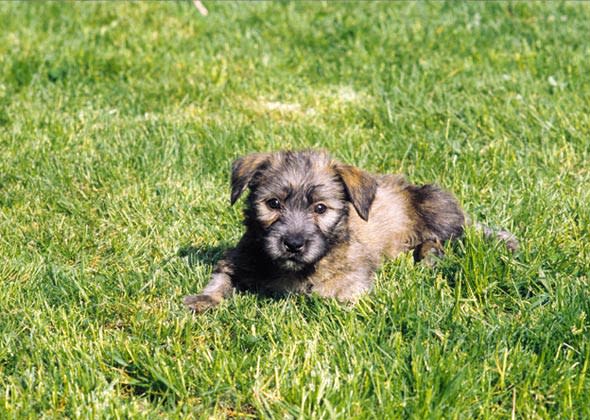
(230, 153, 271, 205)
(334, 164, 377, 221)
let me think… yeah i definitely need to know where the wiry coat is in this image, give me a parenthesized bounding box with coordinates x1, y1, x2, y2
(184, 150, 511, 312)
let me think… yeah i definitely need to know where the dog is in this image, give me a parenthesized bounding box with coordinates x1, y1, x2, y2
(183, 150, 517, 312)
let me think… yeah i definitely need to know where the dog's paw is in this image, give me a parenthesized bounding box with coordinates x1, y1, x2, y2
(413, 240, 445, 268)
(421, 247, 444, 268)
(183, 294, 219, 313)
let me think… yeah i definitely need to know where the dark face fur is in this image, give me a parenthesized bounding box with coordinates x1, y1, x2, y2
(230, 151, 377, 272)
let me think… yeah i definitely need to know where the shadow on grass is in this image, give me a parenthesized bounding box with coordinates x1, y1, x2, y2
(177, 243, 228, 267)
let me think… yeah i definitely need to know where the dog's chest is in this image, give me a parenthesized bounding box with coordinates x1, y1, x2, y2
(249, 243, 369, 298)
(234, 258, 350, 297)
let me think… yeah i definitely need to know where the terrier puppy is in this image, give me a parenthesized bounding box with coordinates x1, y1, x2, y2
(184, 150, 517, 312)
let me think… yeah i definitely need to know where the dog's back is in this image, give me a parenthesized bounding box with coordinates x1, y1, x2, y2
(349, 174, 465, 262)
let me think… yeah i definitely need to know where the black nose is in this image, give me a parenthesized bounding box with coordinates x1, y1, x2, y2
(283, 234, 305, 253)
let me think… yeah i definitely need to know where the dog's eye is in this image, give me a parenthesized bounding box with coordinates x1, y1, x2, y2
(314, 203, 327, 214)
(266, 198, 281, 210)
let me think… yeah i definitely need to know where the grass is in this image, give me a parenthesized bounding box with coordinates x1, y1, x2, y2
(1, 1, 589, 418)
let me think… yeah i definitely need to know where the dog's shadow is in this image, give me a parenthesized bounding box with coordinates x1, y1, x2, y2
(177, 243, 228, 267)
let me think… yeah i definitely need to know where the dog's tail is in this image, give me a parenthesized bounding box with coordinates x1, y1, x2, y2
(469, 220, 519, 252)
(406, 183, 519, 252)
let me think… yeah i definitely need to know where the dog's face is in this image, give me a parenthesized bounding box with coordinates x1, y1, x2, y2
(230, 151, 377, 271)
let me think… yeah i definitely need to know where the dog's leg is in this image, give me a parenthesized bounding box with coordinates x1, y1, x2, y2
(406, 184, 465, 267)
(311, 266, 374, 303)
(183, 258, 235, 313)
(413, 240, 445, 267)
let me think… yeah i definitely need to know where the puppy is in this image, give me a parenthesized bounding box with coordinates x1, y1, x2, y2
(184, 150, 517, 312)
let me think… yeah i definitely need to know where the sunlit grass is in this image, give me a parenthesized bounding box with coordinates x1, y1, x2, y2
(1, 2, 589, 418)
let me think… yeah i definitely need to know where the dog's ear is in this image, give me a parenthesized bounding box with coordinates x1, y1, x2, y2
(230, 153, 271, 205)
(334, 164, 377, 221)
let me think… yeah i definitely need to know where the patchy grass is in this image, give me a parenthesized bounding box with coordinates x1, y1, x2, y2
(1, 2, 589, 418)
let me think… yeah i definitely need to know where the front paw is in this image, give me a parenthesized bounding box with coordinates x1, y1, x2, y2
(183, 294, 219, 313)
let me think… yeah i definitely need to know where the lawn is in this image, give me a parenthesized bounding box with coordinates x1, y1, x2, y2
(1, 1, 589, 418)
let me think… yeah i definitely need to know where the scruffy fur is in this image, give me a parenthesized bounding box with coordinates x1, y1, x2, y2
(184, 150, 517, 312)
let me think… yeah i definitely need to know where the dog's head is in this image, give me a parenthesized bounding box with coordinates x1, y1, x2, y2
(230, 150, 377, 271)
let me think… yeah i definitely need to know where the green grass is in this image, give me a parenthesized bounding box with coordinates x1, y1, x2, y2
(1, 1, 589, 418)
